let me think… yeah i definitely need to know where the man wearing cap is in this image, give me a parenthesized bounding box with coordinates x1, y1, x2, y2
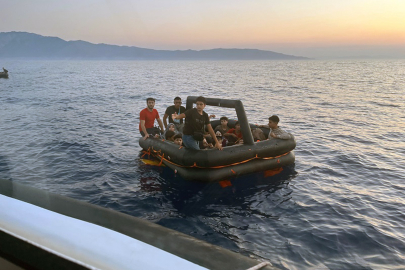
(139, 98, 164, 140)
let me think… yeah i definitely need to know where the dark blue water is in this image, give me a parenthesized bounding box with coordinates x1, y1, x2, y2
(1, 60, 404, 269)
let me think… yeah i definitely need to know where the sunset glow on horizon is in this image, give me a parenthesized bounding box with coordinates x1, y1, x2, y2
(1, 0, 404, 58)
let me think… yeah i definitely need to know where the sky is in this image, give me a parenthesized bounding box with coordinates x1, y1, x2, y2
(1, 0, 405, 59)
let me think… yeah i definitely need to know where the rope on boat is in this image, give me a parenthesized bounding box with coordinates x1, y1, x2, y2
(141, 147, 289, 169)
(140, 148, 151, 158)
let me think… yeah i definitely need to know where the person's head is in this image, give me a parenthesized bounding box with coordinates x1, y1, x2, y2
(195, 96, 206, 112)
(220, 116, 228, 127)
(146, 98, 155, 110)
(215, 131, 222, 140)
(202, 138, 210, 148)
(173, 134, 183, 145)
(165, 130, 175, 141)
(268, 115, 280, 129)
(234, 121, 241, 131)
(167, 123, 176, 132)
(173, 97, 182, 109)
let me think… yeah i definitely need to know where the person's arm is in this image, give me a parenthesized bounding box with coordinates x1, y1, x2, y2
(207, 124, 223, 150)
(157, 118, 164, 133)
(172, 112, 186, 120)
(279, 133, 292, 139)
(224, 133, 237, 138)
(224, 130, 237, 138)
(140, 120, 149, 140)
(270, 129, 291, 140)
(163, 113, 169, 128)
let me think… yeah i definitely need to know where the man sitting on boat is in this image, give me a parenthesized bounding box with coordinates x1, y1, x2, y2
(173, 134, 183, 146)
(172, 96, 222, 150)
(224, 121, 244, 145)
(254, 115, 291, 140)
(2, 67, 8, 73)
(139, 98, 165, 140)
(162, 123, 179, 139)
(214, 116, 230, 136)
(165, 130, 176, 142)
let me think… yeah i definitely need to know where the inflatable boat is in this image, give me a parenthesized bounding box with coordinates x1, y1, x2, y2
(139, 96, 296, 182)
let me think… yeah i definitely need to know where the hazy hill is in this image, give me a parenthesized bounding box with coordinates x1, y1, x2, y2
(0, 31, 308, 60)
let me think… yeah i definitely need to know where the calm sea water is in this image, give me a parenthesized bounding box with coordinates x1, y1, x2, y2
(1, 60, 404, 269)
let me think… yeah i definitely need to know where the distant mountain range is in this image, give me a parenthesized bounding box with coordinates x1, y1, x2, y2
(0, 32, 308, 60)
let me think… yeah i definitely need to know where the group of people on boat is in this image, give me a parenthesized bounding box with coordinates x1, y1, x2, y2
(139, 96, 291, 151)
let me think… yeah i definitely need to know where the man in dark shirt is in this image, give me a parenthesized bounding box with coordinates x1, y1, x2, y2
(163, 97, 186, 132)
(172, 96, 222, 150)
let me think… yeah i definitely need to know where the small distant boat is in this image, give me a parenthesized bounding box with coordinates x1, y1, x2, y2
(0, 67, 8, 78)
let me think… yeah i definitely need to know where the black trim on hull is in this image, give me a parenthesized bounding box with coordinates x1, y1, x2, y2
(0, 230, 89, 270)
(0, 179, 279, 270)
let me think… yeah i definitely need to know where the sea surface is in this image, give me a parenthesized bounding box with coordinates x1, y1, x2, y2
(0, 60, 404, 269)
